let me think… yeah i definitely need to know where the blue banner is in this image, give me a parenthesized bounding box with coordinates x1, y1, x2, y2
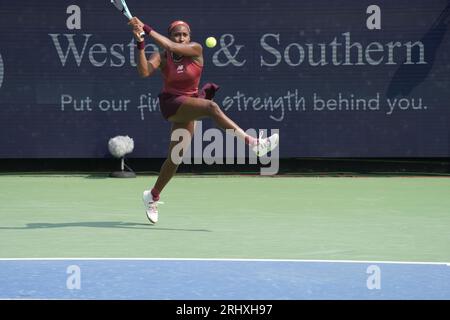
(0, 0, 449, 157)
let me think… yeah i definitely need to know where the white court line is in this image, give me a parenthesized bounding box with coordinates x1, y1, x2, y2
(0, 257, 449, 265)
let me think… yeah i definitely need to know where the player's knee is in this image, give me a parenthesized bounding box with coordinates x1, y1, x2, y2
(207, 101, 221, 117)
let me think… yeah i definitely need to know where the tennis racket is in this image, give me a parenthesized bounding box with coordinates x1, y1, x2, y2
(110, 0, 145, 38)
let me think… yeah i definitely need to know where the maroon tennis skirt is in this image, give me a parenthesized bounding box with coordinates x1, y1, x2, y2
(158, 83, 220, 120)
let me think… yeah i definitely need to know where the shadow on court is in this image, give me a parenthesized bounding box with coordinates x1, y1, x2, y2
(84, 174, 112, 179)
(0, 221, 211, 232)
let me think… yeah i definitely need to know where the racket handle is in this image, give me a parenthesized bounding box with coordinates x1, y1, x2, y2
(140, 31, 145, 38)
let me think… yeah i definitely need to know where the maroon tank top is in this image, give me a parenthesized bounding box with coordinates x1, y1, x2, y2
(161, 52, 203, 96)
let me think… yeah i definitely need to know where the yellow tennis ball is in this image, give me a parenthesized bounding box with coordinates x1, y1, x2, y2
(205, 37, 217, 48)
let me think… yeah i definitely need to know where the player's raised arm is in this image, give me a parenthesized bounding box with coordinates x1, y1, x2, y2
(131, 23, 161, 78)
(129, 18, 202, 57)
(147, 29, 202, 57)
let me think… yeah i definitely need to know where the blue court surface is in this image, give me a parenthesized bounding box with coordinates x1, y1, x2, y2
(0, 259, 449, 300)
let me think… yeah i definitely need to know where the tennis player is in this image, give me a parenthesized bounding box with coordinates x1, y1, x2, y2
(129, 17, 279, 223)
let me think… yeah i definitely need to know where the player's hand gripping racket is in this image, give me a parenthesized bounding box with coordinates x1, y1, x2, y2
(110, 0, 145, 38)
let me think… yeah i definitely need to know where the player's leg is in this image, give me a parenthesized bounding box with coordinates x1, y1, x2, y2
(154, 121, 196, 195)
(168, 97, 257, 146)
(143, 121, 196, 223)
(169, 97, 279, 156)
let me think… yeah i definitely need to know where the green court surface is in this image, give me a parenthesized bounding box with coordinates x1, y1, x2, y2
(0, 174, 449, 262)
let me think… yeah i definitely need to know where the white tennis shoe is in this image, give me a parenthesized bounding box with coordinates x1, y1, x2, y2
(252, 132, 279, 157)
(142, 190, 163, 224)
